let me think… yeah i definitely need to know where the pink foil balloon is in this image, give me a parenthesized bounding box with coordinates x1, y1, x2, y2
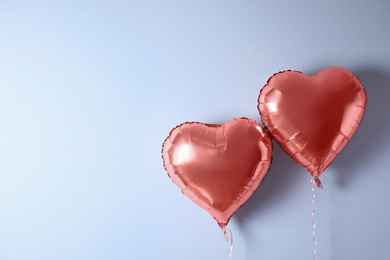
(258, 67, 367, 183)
(162, 118, 272, 228)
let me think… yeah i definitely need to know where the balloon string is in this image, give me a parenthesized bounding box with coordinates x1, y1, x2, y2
(310, 178, 318, 260)
(222, 227, 233, 260)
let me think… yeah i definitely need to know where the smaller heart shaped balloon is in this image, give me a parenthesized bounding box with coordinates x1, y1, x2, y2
(258, 67, 367, 180)
(162, 118, 272, 228)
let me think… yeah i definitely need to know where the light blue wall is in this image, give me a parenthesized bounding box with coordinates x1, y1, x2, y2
(0, 1, 389, 259)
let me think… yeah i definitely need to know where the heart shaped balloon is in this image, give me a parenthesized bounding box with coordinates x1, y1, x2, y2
(258, 67, 367, 182)
(162, 118, 272, 228)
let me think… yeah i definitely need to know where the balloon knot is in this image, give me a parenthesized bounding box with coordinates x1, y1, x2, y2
(223, 231, 229, 241)
(220, 225, 229, 241)
(314, 177, 323, 189)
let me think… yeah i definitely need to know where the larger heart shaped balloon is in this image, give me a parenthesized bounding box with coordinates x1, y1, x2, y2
(162, 118, 272, 228)
(258, 67, 367, 180)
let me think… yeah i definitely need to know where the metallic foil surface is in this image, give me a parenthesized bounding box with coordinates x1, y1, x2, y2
(258, 67, 367, 178)
(162, 118, 272, 227)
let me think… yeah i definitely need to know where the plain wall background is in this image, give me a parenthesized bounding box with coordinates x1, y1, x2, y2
(1, 0, 389, 259)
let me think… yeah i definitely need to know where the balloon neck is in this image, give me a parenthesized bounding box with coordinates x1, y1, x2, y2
(220, 225, 229, 241)
(220, 226, 234, 259)
(314, 177, 323, 189)
(218, 222, 228, 229)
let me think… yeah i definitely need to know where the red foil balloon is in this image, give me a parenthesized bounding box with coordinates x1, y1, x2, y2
(258, 67, 367, 181)
(162, 118, 272, 228)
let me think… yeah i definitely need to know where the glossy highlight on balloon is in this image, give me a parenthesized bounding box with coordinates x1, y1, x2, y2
(162, 118, 273, 227)
(258, 67, 367, 179)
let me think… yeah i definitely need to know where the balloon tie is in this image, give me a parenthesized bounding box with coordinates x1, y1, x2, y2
(221, 226, 233, 260)
(314, 177, 323, 189)
(310, 178, 318, 260)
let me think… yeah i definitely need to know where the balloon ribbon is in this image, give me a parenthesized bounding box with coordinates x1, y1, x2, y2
(221, 227, 233, 260)
(310, 177, 318, 260)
